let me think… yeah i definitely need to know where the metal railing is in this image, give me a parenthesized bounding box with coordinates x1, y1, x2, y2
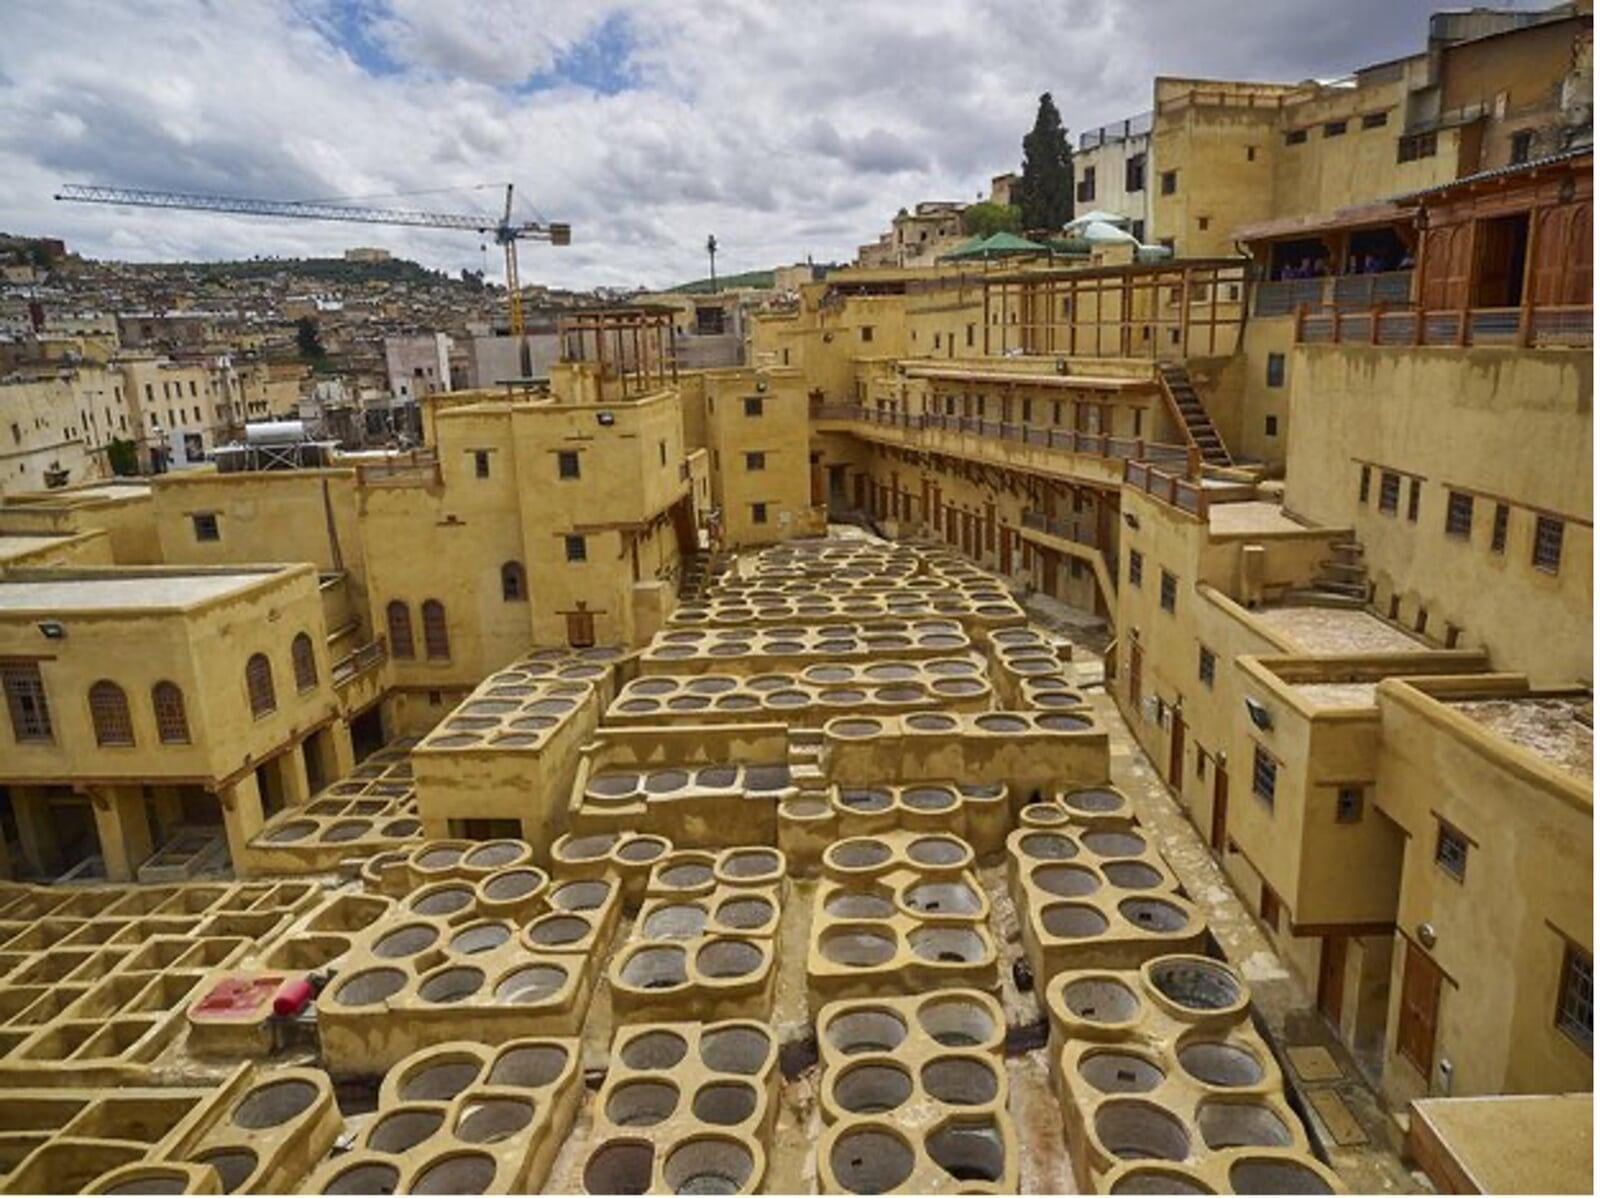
(1297, 303, 1591, 349)
(1254, 271, 1412, 317)
(354, 448, 440, 487)
(332, 637, 388, 685)
(813, 403, 1191, 467)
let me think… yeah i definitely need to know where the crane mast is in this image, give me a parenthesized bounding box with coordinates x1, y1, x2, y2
(55, 182, 569, 336)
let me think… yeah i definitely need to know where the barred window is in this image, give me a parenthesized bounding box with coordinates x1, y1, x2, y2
(1557, 946, 1593, 1054)
(1445, 491, 1474, 538)
(387, 601, 415, 660)
(1435, 821, 1469, 881)
(1252, 747, 1277, 807)
(1160, 570, 1178, 613)
(245, 654, 276, 718)
(89, 680, 134, 746)
(421, 600, 450, 660)
(1128, 549, 1143, 588)
(291, 632, 318, 693)
(1378, 471, 1400, 515)
(1198, 646, 1216, 688)
(152, 681, 190, 744)
(1534, 516, 1564, 573)
(1491, 504, 1509, 554)
(1359, 465, 1371, 504)
(1, 662, 52, 742)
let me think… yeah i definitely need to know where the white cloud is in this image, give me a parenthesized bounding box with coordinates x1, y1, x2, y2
(0, 0, 1449, 290)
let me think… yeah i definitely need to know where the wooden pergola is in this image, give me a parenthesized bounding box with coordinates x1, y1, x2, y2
(559, 306, 679, 396)
(982, 258, 1251, 359)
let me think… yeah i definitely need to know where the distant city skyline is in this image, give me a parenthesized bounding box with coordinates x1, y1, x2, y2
(0, 0, 1538, 289)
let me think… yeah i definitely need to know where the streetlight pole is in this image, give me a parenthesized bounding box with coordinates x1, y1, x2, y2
(706, 234, 718, 292)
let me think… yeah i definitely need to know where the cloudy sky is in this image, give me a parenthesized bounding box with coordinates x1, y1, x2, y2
(1, 0, 1509, 290)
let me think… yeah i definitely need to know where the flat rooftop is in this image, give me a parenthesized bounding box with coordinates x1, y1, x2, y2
(1254, 605, 1427, 655)
(1448, 696, 1593, 781)
(0, 533, 75, 564)
(1293, 681, 1381, 709)
(1207, 501, 1310, 535)
(1411, 1093, 1592, 1195)
(0, 570, 277, 613)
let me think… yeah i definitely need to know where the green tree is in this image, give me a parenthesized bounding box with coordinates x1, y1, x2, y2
(106, 437, 139, 477)
(1017, 92, 1074, 231)
(295, 316, 326, 361)
(960, 202, 1022, 238)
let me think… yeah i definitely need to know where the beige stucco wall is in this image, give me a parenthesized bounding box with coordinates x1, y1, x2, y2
(1374, 679, 1592, 1103)
(1282, 345, 1593, 684)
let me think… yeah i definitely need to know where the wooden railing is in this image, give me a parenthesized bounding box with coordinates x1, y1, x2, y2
(1297, 304, 1591, 349)
(813, 403, 1191, 468)
(1124, 460, 1209, 518)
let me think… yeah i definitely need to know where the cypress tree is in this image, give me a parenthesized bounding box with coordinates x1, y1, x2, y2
(1017, 93, 1075, 231)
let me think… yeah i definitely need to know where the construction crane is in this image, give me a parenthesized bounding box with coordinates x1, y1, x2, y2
(55, 182, 569, 335)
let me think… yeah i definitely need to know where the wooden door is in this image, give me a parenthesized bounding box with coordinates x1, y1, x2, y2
(1129, 640, 1143, 709)
(999, 525, 1013, 575)
(566, 609, 596, 648)
(1210, 761, 1229, 852)
(984, 503, 996, 556)
(1042, 550, 1058, 598)
(1397, 941, 1444, 1078)
(1317, 935, 1348, 1027)
(1168, 707, 1185, 789)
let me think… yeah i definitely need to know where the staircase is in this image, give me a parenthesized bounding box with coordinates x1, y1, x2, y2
(1158, 363, 1232, 468)
(1285, 539, 1370, 607)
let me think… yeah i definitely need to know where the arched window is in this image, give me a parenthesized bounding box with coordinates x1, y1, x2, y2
(291, 632, 318, 692)
(88, 680, 133, 746)
(387, 601, 415, 660)
(421, 600, 450, 660)
(246, 653, 276, 718)
(501, 561, 527, 602)
(151, 681, 190, 744)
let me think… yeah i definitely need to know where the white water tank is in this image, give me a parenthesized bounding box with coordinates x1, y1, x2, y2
(245, 420, 307, 445)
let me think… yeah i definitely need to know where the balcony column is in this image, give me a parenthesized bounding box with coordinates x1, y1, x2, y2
(280, 743, 313, 809)
(326, 718, 357, 781)
(219, 772, 266, 877)
(87, 785, 155, 884)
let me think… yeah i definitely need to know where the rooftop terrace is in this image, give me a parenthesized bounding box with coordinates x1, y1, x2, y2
(1253, 604, 1428, 655)
(0, 568, 281, 612)
(1448, 695, 1593, 781)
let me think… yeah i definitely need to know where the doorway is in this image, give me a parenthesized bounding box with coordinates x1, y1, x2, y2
(566, 607, 596, 648)
(350, 704, 385, 762)
(1210, 760, 1229, 852)
(1318, 935, 1348, 1027)
(1129, 640, 1143, 709)
(1168, 707, 1186, 790)
(1473, 213, 1530, 308)
(1397, 940, 1444, 1079)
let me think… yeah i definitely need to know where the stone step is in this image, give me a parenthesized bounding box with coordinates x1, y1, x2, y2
(1282, 588, 1366, 608)
(1312, 579, 1369, 597)
(1320, 559, 1367, 576)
